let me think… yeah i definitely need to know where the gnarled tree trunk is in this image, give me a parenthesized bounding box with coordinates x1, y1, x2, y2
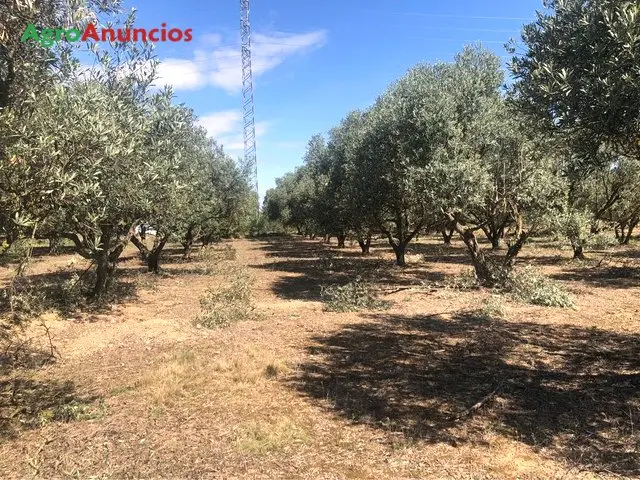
(147, 235, 169, 273)
(130, 234, 149, 261)
(572, 244, 586, 260)
(357, 234, 372, 254)
(441, 228, 454, 245)
(445, 212, 528, 287)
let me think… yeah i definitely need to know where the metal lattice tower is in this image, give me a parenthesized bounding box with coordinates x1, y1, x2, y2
(240, 0, 258, 203)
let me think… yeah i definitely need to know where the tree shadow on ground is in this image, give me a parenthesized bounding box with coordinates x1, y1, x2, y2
(249, 237, 444, 301)
(291, 312, 640, 476)
(611, 246, 640, 260)
(550, 265, 640, 290)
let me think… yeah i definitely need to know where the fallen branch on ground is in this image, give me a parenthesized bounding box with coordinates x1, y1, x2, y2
(451, 379, 505, 422)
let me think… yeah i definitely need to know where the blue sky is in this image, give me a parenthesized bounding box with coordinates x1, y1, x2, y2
(122, 0, 543, 199)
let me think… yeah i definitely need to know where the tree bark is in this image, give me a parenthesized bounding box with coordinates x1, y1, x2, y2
(337, 232, 346, 248)
(444, 212, 527, 287)
(147, 236, 168, 273)
(384, 222, 422, 267)
(130, 234, 149, 261)
(481, 225, 504, 249)
(182, 225, 195, 259)
(92, 226, 113, 298)
(572, 244, 586, 260)
(391, 243, 407, 266)
(616, 220, 637, 245)
(623, 221, 637, 245)
(458, 229, 497, 286)
(48, 236, 63, 254)
(357, 234, 371, 254)
(441, 228, 454, 245)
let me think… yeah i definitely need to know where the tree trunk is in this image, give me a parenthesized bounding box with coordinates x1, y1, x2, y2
(93, 253, 109, 298)
(504, 232, 528, 267)
(139, 225, 147, 242)
(617, 220, 637, 245)
(384, 221, 422, 267)
(391, 243, 407, 266)
(458, 229, 498, 286)
(623, 222, 636, 245)
(147, 236, 168, 273)
(444, 213, 527, 287)
(441, 228, 454, 245)
(358, 234, 371, 254)
(337, 232, 346, 248)
(182, 225, 195, 259)
(130, 234, 149, 261)
(92, 226, 113, 298)
(572, 244, 586, 260)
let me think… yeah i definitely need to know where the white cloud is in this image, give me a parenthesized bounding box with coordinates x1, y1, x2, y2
(155, 29, 327, 94)
(156, 59, 205, 90)
(197, 110, 269, 158)
(197, 110, 242, 138)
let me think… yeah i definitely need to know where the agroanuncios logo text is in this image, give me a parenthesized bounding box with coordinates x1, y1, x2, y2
(21, 23, 193, 48)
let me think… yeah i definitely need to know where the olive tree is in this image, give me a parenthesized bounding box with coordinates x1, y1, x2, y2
(349, 69, 450, 266)
(324, 111, 376, 252)
(264, 166, 319, 237)
(422, 46, 565, 285)
(510, 0, 640, 165)
(128, 94, 209, 271)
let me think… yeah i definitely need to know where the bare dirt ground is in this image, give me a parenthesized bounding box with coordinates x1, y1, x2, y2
(0, 235, 639, 479)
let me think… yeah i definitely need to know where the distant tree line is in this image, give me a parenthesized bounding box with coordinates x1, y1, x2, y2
(264, 0, 640, 286)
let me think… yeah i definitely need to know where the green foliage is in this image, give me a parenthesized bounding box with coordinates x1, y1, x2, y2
(267, 44, 566, 273)
(38, 399, 107, 426)
(511, 0, 640, 164)
(195, 269, 254, 329)
(1, 2, 254, 293)
(477, 295, 507, 320)
(197, 244, 237, 262)
(321, 277, 390, 312)
(588, 232, 619, 250)
(505, 265, 575, 308)
(446, 269, 481, 290)
(555, 209, 593, 252)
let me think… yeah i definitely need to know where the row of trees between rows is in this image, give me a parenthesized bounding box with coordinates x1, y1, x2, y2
(264, 0, 640, 286)
(1, 1, 256, 298)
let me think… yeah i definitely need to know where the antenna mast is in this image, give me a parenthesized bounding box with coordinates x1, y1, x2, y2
(240, 0, 258, 207)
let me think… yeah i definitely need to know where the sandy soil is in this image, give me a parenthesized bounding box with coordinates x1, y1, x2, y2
(0, 236, 638, 479)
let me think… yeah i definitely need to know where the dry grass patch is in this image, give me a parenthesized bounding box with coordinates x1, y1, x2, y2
(263, 359, 292, 379)
(134, 348, 209, 407)
(211, 347, 292, 385)
(233, 418, 310, 454)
